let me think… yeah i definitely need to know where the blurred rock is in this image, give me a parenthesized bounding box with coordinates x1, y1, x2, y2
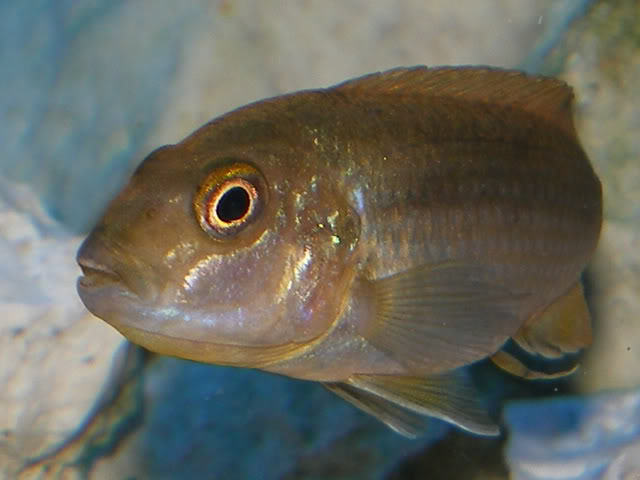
(0, 180, 123, 479)
(505, 389, 640, 480)
(0, 1, 206, 232)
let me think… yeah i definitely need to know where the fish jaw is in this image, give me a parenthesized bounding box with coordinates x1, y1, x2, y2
(75, 201, 358, 359)
(77, 246, 131, 320)
(77, 261, 311, 368)
(75, 232, 341, 368)
(76, 232, 167, 339)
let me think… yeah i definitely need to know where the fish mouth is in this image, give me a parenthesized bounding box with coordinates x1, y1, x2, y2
(77, 250, 155, 303)
(77, 257, 123, 289)
(76, 255, 142, 322)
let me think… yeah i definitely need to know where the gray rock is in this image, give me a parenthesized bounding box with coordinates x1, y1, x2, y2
(505, 389, 640, 480)
(0, 180, 123, 479)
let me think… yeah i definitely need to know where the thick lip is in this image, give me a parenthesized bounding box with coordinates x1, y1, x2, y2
(77, 257, 122, 289)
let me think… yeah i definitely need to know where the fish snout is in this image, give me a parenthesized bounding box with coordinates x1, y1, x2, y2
(77, 233, 121, 288)
(76, 232, 158, 302)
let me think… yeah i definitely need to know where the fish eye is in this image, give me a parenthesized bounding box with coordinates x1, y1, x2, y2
(194, 162, 266, 238)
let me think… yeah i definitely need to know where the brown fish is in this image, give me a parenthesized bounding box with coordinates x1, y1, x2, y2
(76, 66, 602, 437)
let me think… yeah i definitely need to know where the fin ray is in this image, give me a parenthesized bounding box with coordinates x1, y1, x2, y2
(333, 66, 576, 136)
(348, 370, 499, 436)
(324, 382, 430, 438)
(490, 349, 579, 380)
(513, 282, 592, 359)
(365, 262, 527, 372)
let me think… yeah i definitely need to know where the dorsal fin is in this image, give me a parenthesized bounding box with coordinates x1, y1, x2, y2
(333, 66, 577, 137)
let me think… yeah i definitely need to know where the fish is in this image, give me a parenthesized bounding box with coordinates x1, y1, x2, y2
(76, 66, 602, 438)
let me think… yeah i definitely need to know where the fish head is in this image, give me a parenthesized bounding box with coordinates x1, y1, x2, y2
(77, 114, 361, 366)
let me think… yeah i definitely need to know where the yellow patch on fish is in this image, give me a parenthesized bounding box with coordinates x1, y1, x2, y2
(77, 66, 602, 437)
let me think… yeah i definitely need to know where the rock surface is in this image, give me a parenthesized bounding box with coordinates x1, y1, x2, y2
(506, 389, 640, 480)
(0, 181, 123, 479)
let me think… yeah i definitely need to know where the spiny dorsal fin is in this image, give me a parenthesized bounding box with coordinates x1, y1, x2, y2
(513, 282, 593, 359)
(333, 66, 577, 137)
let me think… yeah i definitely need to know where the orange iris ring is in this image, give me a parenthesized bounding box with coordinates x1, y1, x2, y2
(194, 163, 265, 238)
(205, 179, 257, 230)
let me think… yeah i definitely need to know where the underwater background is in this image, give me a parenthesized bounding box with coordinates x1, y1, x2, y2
(1, 1, 639, 479)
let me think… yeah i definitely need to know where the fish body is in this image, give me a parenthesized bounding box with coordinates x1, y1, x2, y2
(77, 67, 602, 437)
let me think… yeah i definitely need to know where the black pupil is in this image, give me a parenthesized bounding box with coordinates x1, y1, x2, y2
(216, 186, 251, 223)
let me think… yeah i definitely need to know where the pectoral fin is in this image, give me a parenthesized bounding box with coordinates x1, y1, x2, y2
(333, 370, 499, 436)
(364, 262, 527, 372)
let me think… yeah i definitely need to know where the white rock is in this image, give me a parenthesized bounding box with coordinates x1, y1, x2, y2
(0, 181, 123, 478)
